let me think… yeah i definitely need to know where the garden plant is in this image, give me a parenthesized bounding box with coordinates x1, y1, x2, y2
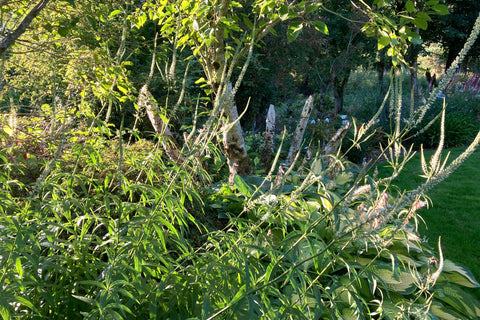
(1, 0, 480, 319)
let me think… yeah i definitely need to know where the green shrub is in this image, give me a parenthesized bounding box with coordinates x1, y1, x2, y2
(412, 93, 480, 149)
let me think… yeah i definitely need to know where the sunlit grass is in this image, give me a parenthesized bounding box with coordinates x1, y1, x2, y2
(378, 147, 480, 297)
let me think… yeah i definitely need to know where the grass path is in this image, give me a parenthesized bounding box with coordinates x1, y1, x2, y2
(378, 147, 480, 296)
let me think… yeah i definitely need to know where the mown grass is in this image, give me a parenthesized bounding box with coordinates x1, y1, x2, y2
(378, 147, 480, 297)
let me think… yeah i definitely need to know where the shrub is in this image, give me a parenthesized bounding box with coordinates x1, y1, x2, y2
(412, 93, 480, 149)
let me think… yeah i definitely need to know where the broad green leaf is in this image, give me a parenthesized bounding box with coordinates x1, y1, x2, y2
(435, 284, 480, 317)
(320, 196, 333, 212)
(432, 4, 449, 15)
(335, 171, 353, 186)
(405, 1, 415, 13)
(310, 158, 323, 175)
(442, 259, 480, 288)
(279, 5, 289, 20)
(305, 4, 321, 14)
(234, 174, 253, 197)
(430, 301, 466, 320)
(408, 35, 423, 45)
(413, 17, 428, 30)
(310, 20, 328, 35)
(365, 261, 418, 295)
(287, 21, 303, 42)
(377, 36, 390, 50)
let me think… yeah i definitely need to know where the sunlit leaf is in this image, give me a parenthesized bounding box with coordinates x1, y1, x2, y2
(287, 21, 303, 42)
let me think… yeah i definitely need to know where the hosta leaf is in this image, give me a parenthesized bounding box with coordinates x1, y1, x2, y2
(365, 261, 418, 295)
(442, 259, 480, 288)
(430, 301, 467, 320)
(434, 284, 480, 318)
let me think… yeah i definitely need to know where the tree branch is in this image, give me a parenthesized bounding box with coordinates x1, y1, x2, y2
(0, 0, 51, 54)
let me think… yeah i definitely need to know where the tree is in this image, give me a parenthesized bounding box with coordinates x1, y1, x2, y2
(135, 0, 329, 174)
(423, 0, 480, 70)
(0, 0, 51, 55)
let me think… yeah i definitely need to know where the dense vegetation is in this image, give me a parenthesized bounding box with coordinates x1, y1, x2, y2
(1, 0, 480, 319)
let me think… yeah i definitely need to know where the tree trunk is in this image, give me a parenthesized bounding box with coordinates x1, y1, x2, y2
(407, 35, 420, 113)
(223, 83, 251, 178)
(261, 104, 276, 171)
(285, 96, 313, 167)
(139, 85, 184, 164)
(376, 59, 385, 105)
(332, 70, 351, 115)
(410, 56, 418, 113)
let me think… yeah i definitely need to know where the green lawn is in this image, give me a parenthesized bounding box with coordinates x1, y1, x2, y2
(378, 147, 480, 297)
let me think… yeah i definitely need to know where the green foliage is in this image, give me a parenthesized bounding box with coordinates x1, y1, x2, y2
(411, 94, 480, 149)
(1, 1, 480, 319)
(361, 0, 449, 66)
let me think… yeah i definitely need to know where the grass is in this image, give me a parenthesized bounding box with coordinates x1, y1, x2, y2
(378, 147, 480, 297)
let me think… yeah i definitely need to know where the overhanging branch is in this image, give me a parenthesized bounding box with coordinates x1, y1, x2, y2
(0, 0, 51, 54)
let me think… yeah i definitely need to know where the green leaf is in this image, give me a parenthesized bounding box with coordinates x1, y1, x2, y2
(432, 4, 449, 15)
(287, 21, 303, 42)
(234, 174, 253, 198)
(408, 35, 423, 45)
(3, 125, 13, 136)
(14, 296, 34, 310)
(413, 17, 428, 30)
(365, 261, 418, 295)
(305, 4, 321, 14)
(279, 5, 289, 20)
(136, 13, 147, 29)
(310, 20, 328, 35)
(0, 304, 10, 320)
(378, 36, 390, 50)
(430, 301, 466, 320)
(57, 25, 70, 37)
(405, 1, 415, 13)
(434, 284, 480, 318)
(109, 10, 122, 19)
(15, 257, 22, 278)
(310, 158, 323, 175)
(442, 259, 480, 288)
(335, 172, 353, 186)
(117, 83, 129, 95)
